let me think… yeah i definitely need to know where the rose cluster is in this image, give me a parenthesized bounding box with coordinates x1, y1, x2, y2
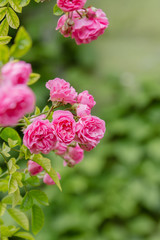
(56, 0, 109, 45)
(24, 78, 106, 172)
(0, 61, 35, 127)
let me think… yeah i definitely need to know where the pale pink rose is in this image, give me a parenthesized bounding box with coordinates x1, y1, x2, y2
(46, 78, 77, 105)
(0, 85, 35, 127)
(75, 115, 106, 151)
(76, 104, 91, 117)
(56, 14, 73, 37)
(28, 160, 43, 176)
(1, 61, 32, 86)
(23, 119, 57, 154)
(43, 172, 61, 185)
(52, 110, 76, 144)
(57, 0, 86, 12)
(71, 8, 109, 45)
(64, 144, 84, 166)
(77, 91, 96, 109)
(54, 141, 67, 155)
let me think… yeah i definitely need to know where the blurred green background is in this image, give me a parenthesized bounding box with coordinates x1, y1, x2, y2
(13, 0, 160, 239)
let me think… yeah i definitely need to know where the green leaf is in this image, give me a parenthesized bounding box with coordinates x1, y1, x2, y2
(53, 4, 63, 16)
(1, 142, 10, 157)
(14, 231, 35, 240)
(8, 208, 29, 231)
(27, 73, 40, 85)
(0, 179, 8, 192)
(0, 0, 8, 7)
(31, 154, 51, 172)
(42, 105, 50, 113)
(0, 127, 21, 145)
(31, 204, 44, 235)
(20, 144, 31, 160)
(10, 26, 32, 58)
(0, 7, 7, 21)
(21, 192, 33, 211)
(8, 174, 18, 194)
(18, 0, 30, 7)
(34, 106, 40, 115)
(30, 190, 49, 206)
(0, 45, 9, 65)
(12, 188, 22, 207)
(0, 202, 6, 216)
(0, 18, 9, 36)
(25, 175, 40, 187)
(0, 35, 11, 44)
(6, 7, 20, 29)
(9, 0, 22, 13)
(8, 158, 19, 174)
(8, 138, 18, 148)
(46, 168, 62, 191)
(0, 225, 19, 237)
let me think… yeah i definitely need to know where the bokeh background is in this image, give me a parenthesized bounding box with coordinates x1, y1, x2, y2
(11, 0, 160, 239)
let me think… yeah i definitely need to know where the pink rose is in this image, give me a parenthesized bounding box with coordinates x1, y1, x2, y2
(76, 104, 91, 117)
(57, 0, 86, 12)
(71, 8, 109, 45)
(23, 119, 57, 154)
(43, 172, 61, 185)
(64, 144, 84, 166)
(1, 61, 32, 86)
(46, 78, 77, 105)
(0, 85, 35, 127)
(52, 110, 76, 144)
(56, 14, 73, 37)
(54, 141, 67, 155)
(28, 160, 43, 176)
(76, 115, 106, 151)
(77, 90, 96, 109)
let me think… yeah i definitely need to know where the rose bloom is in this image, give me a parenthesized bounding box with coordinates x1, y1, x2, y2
(76, 104, 91, 117)
(64, 144, 84, 166)
(1, 61, 32, 86)
(71, 8, 109, 45)
(0, 85, 35, 127)
(77, 91, 96, 109)
(23, 119, 57, 154)
(52, 110, 76, 144)
(56, 14, 73, 37)
(76, 115, 106, 151)
(28, 160, 43, 176)
(46, 78, 77, 105)
(57, 0, 86, 12)
(43, 172, 61, 185)
(54, 141, 67, 155)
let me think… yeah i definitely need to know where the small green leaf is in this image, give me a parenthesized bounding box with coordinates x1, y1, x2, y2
(0, 18, 9, 36)
(21, 192, 33, 211)
(31, 204, 44, 235)
(0, 45, 9, 65)
(9, 0, 22, 13)
(8, 208, 29, 231)
(0, 202, 6, 216)
(10, 26, 32, 58)
(0, 7, 7, 21)
(25, 176, 40, 187)
(8, 158, 19, 174)
(34, 106, 40, 115)
(8, 138, 18, 148)
(0, 0, 8, 7)
(0, 179, 8, 193)
(18, 0, 30, 7)
(30, 190, 49, 206)
(53, 4, 63, 16)
(8, 174, 18, 194)
(12, 188, 22, 208)
(31, 154, 51, 172)
(42, 105, 49, 113)
(6, 7, 20, 29)
(0, 127, 21, 145)
(0, 35, 11, 44)
(1, 142, 10, 157)
(20, 144, 31, 160)
(14, 231, 35, 240)
(27, 73, 40, 86)
(47, 168, 62, 191)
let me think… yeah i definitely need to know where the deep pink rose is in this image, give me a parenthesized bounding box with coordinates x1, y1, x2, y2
(23, 119, 57, 154)
(28, 160, 43, 176)
(71, 8, 109, 45)
(52, 110, 76, 144)
(64, 144, 84, 166)
(46, 78, 77, 105)
(76, 104, 91, 117)
(43, 172, 61, 185)
(56, 14, 73, 37)
(77, 91, 96, 109)
(1, 61, 32, 86)
(0, 85, 35, 127)
(57, 0, 86, 12)
(75, 115, 106, 151)
(54, 141, 67, 155)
